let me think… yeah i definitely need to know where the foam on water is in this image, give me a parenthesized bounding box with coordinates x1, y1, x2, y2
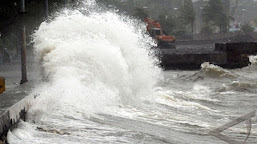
(155, 91, 215, 111)
(200, 62, 235, 78)
(7, 1, 164, 143)
(9, 1, 257, 143)
(249, 55, 257, 65)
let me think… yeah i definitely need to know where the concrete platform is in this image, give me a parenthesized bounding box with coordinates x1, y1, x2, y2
(0, 82, 34, 139)
(158, 42, 257, 70)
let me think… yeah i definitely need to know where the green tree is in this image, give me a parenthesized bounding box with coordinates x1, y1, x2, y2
(229, 0, 239, 21)
(254, 17, 257, 27)
(133, 7, 148, 20)
(179, 0, 195, 33)
(241, 23, 254, 33)
(202, 0, 229, 33)
(157, 14, 175, 34)
(201, 25, 213, 34)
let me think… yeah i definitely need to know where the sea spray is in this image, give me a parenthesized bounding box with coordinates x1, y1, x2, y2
(8, 1, 257, 144)
(30, 2, 161, 117)
(200, 62, 235, 78)
(249, 55, 257, 65)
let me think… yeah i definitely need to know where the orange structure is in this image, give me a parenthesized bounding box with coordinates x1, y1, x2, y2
(0, 77, 5, 94)
(144, 17, 175, 46)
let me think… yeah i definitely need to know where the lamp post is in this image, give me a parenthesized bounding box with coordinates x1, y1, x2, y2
(64, 0, 68, 7)
(43, 0, 49, 20)
(19, 0, 28, 85)
(0, 33, 3, 64)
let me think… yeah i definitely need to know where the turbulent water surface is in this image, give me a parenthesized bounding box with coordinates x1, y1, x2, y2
(7, 1, 257, 144)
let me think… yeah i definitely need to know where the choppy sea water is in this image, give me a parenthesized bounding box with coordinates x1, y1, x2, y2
(6, 1, 257, 144)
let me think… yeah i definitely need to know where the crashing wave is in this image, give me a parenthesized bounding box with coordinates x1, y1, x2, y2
(200, 62, 235, 78)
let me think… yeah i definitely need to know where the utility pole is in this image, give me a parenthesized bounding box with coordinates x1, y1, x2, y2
(20, 0, 25, 13)
(20, 0, 28, 84)
(43, 0, 49, 20)
(64, 0, 68, 7)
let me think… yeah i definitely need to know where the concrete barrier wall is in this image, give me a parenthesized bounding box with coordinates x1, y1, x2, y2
(177, 32, 257, 42)
(176, 33, 257, 46)
(192, 32, 257, 41)
(0, 82, 34, 140)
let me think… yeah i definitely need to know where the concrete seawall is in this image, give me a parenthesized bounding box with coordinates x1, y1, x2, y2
(0, 82, 34, 142)
(159, 42, 257, 70)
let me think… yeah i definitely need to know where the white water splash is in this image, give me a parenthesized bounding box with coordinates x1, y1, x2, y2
(30, 2, 161, 117)
(200, 62, 234, 78)
(249, 55, 257, 65)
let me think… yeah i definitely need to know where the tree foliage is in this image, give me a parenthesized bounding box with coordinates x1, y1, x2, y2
(157, 14, 175, 35)
(241, 23, 254, 33)
(200, 25, 213, 34)
(133, 7, 148, 20)
(179, 0, 195, 33)
(254, 17, 257, 27)
(97, 0, 181, 34)
(202, 0, 229, 33)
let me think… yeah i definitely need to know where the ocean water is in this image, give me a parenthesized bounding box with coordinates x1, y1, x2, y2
(7, 1, 257, 144)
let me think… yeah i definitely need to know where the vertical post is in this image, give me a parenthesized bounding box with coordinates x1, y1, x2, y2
(19, 0, 28, 84)
(20, 0, 26, 13)
(43, 0, 49, 19)
(16, 30, 19, 57)
(20, 25, 28, 84)
(0, 33, 3, 54)
(64, 0, 68, 7)
(0, 34, 2, 64)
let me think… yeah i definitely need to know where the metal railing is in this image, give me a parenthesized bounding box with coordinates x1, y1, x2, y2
(209, 110, 256, 144)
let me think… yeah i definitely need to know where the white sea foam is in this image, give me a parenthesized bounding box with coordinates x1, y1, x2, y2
(8, 1, 163, 143)
(249, 55, 257, 65)
(8, 1, 251, 143)
(28, 2, 162, 117)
